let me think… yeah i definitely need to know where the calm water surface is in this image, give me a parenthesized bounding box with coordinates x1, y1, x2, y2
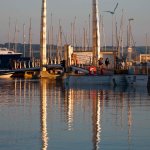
(0, 78, 150, 150)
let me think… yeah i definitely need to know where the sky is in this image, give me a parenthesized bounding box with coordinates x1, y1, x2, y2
(0, 0, 150, 46)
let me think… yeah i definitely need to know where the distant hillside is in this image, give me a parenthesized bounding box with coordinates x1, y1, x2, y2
(0, 43, 149, 56)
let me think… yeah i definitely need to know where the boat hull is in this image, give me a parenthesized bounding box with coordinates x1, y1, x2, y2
(0, 73, 13, 78)
(64, 75, 112, 86)
(64, 74, 149, 87)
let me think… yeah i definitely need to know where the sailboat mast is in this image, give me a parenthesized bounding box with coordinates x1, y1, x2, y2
(145, 33, 148, 62)
(23, 23, 26, 57)
(57, 20, 62, 62)
(8, 17, 11, 50)
(92, 0, 101, 66)
(29, 18, 32, 58)
(88, 14, 91, 51)
(50, 13, 53, 59)
(14, 20, 17, 52)
(47, 29, 50, 59)
(127, 18, 134, 61)
(40, 0, 47, 71)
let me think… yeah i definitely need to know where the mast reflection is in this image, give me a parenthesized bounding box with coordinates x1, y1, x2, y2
(128, 99, 132, 145)
(40, 79, 48, 150)
(92, 90, 101, 150)
(64, 89, 74, 131)
(67, 89, 74, 131)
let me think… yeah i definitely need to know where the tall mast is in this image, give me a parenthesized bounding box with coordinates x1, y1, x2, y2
(51, 25, 53, 59)
(128, 18, 134, 48)
(83, 27, 86, 51)
(71, 22, 73, 46)
(40, 0, 47, 71)
(47, 29, 50, 59)
(127, 18, 134, 61)
(23, 23, 26, 57)
(88, 14, 91, 51)
(14, 20, 17, 52)
(145, 33, 148, 62)
(29, 18, 32, 58)
(83, 27, 88, 51)
(92, 0, 101, 66)
(57, 20, 62, 62)
(50, 13, 53, 59)
(8, 17, 11, 50)
(73, 16, 76, 49)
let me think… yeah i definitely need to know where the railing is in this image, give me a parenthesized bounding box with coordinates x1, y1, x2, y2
(12, 57, 63, 70)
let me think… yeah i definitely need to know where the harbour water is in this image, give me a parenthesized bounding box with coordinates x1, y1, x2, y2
(0, 78, 150, 150)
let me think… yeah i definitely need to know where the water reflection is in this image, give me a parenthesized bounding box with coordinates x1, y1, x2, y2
(64, 89, 74, 131)
(40, 79, 48, 150)
(0, 78, 150, 150)
(127, 99, 132, 145)
(92, 91, 101, 150)
(64, 84, 149, 149)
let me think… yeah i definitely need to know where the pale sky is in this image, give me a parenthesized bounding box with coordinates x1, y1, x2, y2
(0, 0, 150, 46)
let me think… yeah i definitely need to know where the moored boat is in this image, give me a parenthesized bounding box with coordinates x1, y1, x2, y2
(0, 47, 22, 69)
(0, 72, 13, 78)
(64, 74, 112, 86)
